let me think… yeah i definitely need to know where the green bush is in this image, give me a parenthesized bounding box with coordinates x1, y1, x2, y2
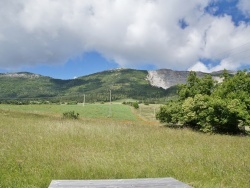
(132, 102, 139, 109)
(63, 111, 79, 119)
(67, 101, 78, 105)
(156, 100, 182, 124)
(157, 70, 250, 134)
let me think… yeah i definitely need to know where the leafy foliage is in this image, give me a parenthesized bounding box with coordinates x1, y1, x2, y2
(178, 72, 215, 99)
(156, 100, 183, 124)
(63, 111, 79, 119)
(122, 101, 140, 109)
(157, 70, 250, 134)
(132, 102, 139, 109)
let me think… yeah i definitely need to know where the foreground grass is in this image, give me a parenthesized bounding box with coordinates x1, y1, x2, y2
(0, 105, 249, 187)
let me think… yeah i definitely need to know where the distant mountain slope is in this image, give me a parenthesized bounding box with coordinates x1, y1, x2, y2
(0, 69, 173, 102)
(71, 69, 174, 101)
(0, 69, 228, 103)
(0, 72, 56, 99)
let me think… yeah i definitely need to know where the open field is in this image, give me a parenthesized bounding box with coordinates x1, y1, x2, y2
(0, 104, 250, 188)
(0, 103, 137, 121)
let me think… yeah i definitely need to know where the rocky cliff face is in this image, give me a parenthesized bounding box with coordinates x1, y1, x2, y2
(147, 69, 223, 89)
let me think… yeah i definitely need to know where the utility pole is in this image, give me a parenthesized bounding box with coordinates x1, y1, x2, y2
(109, 90, 112, 117)
(83, 94, 85, 106)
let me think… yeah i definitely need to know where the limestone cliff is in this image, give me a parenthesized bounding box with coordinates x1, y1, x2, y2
(147, 69, 225, 89)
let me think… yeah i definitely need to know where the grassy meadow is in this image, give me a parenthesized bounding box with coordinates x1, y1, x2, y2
(0, 103, 249, 188)
(0, 103, 138, 121)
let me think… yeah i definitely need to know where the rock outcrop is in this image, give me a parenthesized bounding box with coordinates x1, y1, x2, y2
(146, 69, 225, 89)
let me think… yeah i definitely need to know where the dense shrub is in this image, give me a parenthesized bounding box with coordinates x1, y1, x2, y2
(67, 101, 78, 105)
(122, 101, 140, 109)
(63, 111, 79, 119)
(157, 70, 250, 134)
(132, 102, 139, 109)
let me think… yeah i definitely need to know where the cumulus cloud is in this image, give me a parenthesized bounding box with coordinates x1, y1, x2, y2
(188, 62, 210, 72)
(188, 59, 240, 73)
(238, 0, 250, 17)
(0, 0, 250, 71)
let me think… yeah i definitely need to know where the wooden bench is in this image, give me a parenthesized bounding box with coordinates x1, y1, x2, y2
(49, 177, 192, 187)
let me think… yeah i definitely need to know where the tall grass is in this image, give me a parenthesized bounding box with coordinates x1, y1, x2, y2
(0, 104, 137, 121)
(137, 104, 161, 122)
(0, 105, 249, 188)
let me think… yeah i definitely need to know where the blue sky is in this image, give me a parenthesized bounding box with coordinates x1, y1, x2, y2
(22, 52, 119, 79)
(0, 0, 250, 79)
(21, 51, 157, 79)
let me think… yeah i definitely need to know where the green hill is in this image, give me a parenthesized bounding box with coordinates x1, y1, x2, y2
(0, 69, 176, 104)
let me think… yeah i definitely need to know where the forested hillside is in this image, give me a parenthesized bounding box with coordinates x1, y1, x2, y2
(0, 69, 176, 104)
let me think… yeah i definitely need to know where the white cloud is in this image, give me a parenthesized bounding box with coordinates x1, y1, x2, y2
(209, 59, 240, 72)
(0, 0, 250, 71)
(189, 59, 240, 73)
(238, 0, 250, 17)
(188, 62, 210, 72)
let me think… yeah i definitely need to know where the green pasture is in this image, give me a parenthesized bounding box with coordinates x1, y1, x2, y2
(0, 104, 249, 188)
(0, 103, 137, 121)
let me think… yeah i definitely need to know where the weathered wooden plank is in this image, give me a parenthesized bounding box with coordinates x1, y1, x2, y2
(48, 177, 192, 188)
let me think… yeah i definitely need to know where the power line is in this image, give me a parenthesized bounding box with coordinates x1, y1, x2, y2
(208, 40, 250, 60)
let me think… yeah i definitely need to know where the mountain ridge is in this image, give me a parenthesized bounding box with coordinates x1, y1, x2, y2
(0, 68, 233, 81)
(0, 68, 230, 103)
